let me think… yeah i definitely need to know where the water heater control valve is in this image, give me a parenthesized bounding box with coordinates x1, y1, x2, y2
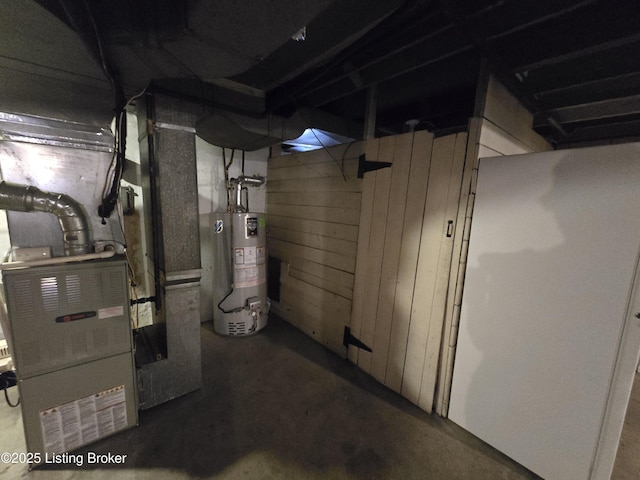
(247, 297, 262, 312)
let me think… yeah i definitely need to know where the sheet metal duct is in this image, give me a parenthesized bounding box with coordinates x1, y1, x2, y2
(196, 110, 304, 151)
(135, 92, 202, 410)
(196, 107, 363, 151)
(0, 181, 89, 256)
(0, 111, 123, 258)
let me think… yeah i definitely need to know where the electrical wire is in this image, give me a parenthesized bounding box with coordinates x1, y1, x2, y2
(81, 0, 114, 89)
(217, 288, 245, 314)
(105, 99, 151, 332)
(99, 112, 126, 222)
(0, 371, 19, 407)
(114, 178, 143, 331)
(216, 210, 244, 314)
(308, 128, 360, 182)
(99, 85, 148, 223)
(339, 141, 358, 174)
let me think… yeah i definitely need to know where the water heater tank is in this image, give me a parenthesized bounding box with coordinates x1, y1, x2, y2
(214, 212, 269, 336)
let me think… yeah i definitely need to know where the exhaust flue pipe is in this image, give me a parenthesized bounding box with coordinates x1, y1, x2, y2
(230, 175, 265, 213)
(0, 181, 90, 256)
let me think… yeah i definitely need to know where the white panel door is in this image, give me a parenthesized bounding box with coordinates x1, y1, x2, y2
(449, 143, 640, 480)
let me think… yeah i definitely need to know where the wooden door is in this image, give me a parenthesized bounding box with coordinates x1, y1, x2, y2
(349, 131, 467, 412)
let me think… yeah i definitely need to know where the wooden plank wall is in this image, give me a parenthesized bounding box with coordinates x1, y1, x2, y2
(435, 74, 553, 416)
(477, 75, 552, 157)
(266, 142, 365, 355)
(267, 130, 468, 415)
(349, 131, 468, 413)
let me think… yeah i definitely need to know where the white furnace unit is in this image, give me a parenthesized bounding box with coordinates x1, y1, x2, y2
(1, 258, 137, 458)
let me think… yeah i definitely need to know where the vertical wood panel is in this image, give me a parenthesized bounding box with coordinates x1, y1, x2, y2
(436, 77, 553, 416)
(417, 132, 467, 412)
(385, 131, 434, 393)
(401, 135, 458, 406)
(347, 138, 379, 364)
(370, 133, 414, 383)
(348, 131, 465, 412)
(483, 75, 552, 153)
(436, 119, 481, 415)
(270, 131, 469, 415)
(356, 135, 395, 373)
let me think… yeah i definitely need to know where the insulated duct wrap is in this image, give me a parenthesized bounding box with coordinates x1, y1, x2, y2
(0, 181, 90, 256)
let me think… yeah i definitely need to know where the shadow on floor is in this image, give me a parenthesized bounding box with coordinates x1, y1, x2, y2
(5, 315, 540, 480)
(612, 372, 640, 480)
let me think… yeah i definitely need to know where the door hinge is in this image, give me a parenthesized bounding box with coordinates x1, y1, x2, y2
(343, 326, 372, 352)
(357, 154, 392, 178)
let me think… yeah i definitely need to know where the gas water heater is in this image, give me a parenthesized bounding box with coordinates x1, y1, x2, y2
(214, 175, 269, 336)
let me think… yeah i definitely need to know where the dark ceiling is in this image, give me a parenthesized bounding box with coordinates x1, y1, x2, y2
(2, 0, 640, 148)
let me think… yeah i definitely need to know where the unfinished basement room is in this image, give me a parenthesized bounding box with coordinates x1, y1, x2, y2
(1, 1, 640, 479)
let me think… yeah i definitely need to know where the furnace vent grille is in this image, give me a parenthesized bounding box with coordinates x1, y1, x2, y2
(13, 279, 34, 319)
(228, 321, 247, 336)
(84, 272, 101, 306)
(3, 260, 130, 378)
(40, 277, 58, 312)
(109, 271, 123, 305)
(66, 274, 81, 308)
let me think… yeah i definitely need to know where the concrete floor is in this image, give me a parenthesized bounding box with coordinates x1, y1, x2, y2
(0, 315, 543, 479)
(612, 372, 640, 480)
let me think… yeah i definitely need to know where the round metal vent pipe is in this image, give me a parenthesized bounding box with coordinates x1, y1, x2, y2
(0, 181, 90, 256)
(230, 175, 265, 213)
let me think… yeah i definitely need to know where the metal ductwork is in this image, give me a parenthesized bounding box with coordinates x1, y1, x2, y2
(0, 181, 90, 256)
(230, 175, 265, 213)
(196, 107, 363, 151)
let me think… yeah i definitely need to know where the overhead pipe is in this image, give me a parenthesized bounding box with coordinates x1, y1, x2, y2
(0, 247, 115, 270)
(0, 181, 90, 256)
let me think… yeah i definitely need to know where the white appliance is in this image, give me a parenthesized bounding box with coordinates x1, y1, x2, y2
(214, 212, 269, 336)
(449, 143, 640, 480)
(2, 258, 137, 459)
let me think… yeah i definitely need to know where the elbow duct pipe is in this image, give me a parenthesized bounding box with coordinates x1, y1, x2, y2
(0, 181, 90, 256)
(233, 175, 265, 188)
(230, 175, 265, 213)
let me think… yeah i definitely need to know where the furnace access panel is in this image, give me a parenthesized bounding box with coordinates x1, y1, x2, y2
(2, 258, 137, 457)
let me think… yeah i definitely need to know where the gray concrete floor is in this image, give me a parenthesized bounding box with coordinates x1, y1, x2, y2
(0, 315, 542, 479)
(612, 372, 640, 480)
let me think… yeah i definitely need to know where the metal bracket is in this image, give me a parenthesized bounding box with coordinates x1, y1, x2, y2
(357, 154, 392, 178)
(343, 326, 372, 352)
